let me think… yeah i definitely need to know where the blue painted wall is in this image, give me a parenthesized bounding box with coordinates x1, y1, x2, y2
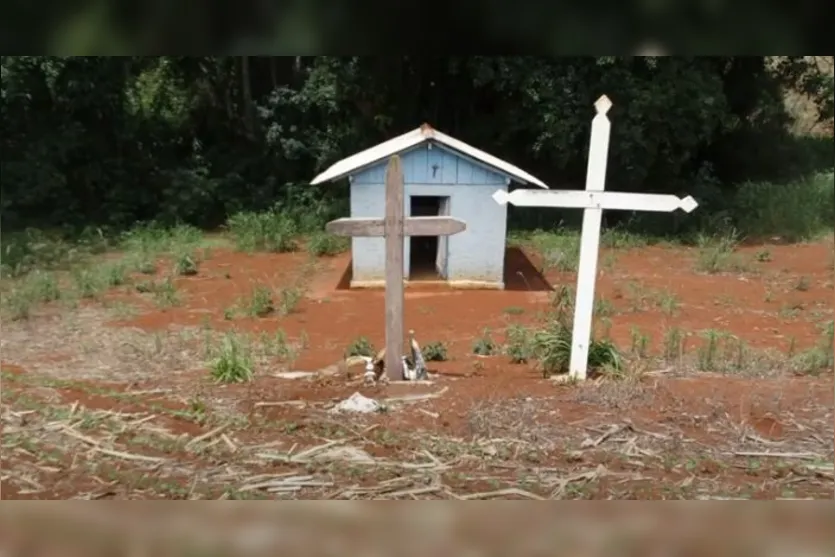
(348, 142, 510, 286)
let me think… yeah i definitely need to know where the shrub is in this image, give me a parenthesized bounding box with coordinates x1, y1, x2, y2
(346, 336, 375, 358)
(422, 341, 449, 362)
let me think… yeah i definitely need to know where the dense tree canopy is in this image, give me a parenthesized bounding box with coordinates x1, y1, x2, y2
(1, 56, 832, 233)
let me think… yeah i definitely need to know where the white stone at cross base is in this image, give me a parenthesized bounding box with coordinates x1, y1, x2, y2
(492, 95, 699, 381)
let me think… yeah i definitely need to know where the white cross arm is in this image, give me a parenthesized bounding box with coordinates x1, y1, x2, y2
(493, 189, 698, 213)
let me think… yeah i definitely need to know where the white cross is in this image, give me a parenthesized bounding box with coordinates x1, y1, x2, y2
(492, 95, 698, 381)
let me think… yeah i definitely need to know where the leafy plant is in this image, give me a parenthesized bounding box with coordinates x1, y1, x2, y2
(260, 329, 303, 362)
(629, 326, 650, 359)
(694, 230, 747, 274)
(26, 271, 62, 303)
(209, 332, 254, 383)
(173, 250, 199, 276)
(135, 257, 158, 275)
(662, 327, 687, 362)
(531, 318, 623, 377)
(103, 263, 129, 286)
(277, 286, 303, 315)
(472, 329, 498, 356)
(791, 320, 835, 375)
(71, 267, 105, 299)
(422, 341, 448, 362)
(345, 336, 375, 358)
(245, 285, 275, 317)
(153, 277, 180, 307)
(1, 288, 33, 320)
(505, 324, 535, 363)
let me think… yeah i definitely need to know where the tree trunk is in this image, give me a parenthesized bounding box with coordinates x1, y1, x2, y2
(241, 56, 255, 137)
(269, 57, 278, 90)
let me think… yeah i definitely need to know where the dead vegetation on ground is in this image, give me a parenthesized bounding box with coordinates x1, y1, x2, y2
(1, 227, 833, 500)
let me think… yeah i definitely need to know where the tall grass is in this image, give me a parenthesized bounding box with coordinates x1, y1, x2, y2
(731, 172, 834, 242)
(0, 223, 205, 279)
(1, 227, 110, 278)
(507, 171, 833, 246)
(501, 285, 623, 377)
(224, 188, 347, 255)
(226, 208, 298, 253)
(120, 223, 203, 254)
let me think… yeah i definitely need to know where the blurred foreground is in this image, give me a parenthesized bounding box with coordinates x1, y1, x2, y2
(2, 503, 834, 556)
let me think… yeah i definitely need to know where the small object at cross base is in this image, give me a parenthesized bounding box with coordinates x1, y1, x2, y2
(402, 355, 416, 381)
(363, 358, 376, 385)
(408, 329, 428, 380)
(372, 347, 386, 380)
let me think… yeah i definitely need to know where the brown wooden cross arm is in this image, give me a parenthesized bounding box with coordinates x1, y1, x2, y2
(326, 217, 466, 237)
(324, 155, 467, 380)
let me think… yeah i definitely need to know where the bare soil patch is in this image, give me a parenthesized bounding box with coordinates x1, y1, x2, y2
(2, 240, 833, 499)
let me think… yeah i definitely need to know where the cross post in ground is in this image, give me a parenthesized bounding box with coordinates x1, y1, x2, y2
(492, 95, 699, 381)
(326, 155, 467, 380)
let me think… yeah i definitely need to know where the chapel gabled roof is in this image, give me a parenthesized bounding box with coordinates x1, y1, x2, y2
(310, 124, 548, 188)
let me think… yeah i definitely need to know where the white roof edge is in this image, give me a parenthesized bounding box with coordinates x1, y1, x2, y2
(309, 125, 548, 189)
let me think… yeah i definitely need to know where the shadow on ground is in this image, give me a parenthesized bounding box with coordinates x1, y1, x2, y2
(332, 247, 554, 292)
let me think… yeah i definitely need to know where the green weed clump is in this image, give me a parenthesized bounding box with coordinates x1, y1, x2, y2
(694, 230, 749, 274)
(472, 329, 499, 356)
(226, 209, 298, 253)
(244, 285, 275, 317)
(531, 318, 622, 377)
(345, 336, 375, 358)
(505, 324, 536, 364)
(1, 227, 111, 279)
(502, 286, 623, 377)
(422, 341, 449, 362)
(528, 229, 580, 272)
(25, 271, 62, 303)
(790, 320, 835, 375)
(121, 223, 203, 255)
(209, 332, 254, 383)
(306, 232, 349, 257)
(173, 250, 199, 276)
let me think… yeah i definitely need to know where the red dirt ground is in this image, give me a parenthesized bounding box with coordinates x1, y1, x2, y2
(114, 240, 833, 363)
(2, 239, 833, 499)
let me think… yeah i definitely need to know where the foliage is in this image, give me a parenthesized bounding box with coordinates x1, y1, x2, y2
(209, 332, 254, 383)
(505, 324, 536, 363)
(529, 230, 580, 272)
(694, 230, 744, 274)
(306, 232, 349, 257)
(530, 284, 624, 377)
(731, 172, 834, 242)
(245, 285, 275, 317)
(790, 320, 835, 376)
(345, 336, 375, 358)
(531, 319, 623, 377)
(472, 329, 499, 356)
(1, 56, 832, 240)
(173, 250, 199, 276)
(277, 286, 303, 315)
(422, 341, 449, 362)
(226, 209, 298, 253)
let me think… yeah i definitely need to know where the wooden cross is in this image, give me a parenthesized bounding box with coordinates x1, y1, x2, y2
(492, 95, 699, 381)
(326, 155, 467, 381)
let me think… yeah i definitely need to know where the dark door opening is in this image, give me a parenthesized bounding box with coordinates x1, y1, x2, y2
(409, 196, 449, 280)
